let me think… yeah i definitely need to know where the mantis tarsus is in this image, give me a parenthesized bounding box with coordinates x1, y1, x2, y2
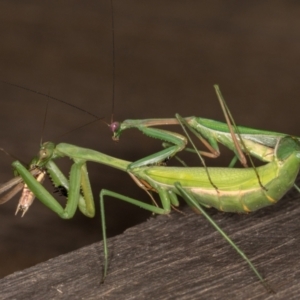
(1, 86, 300, 292)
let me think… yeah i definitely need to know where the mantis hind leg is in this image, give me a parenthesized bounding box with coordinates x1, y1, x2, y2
(293, 183, 300, 193)
(99, 189, 171, 282)
(174, 182, 274, 293)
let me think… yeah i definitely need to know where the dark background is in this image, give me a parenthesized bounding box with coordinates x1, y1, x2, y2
(0, 1, 300, 278)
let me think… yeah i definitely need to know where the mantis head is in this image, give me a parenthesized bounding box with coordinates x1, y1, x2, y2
(110, 121, 121, 141)
(36, 142, 56, 166)
(110, 119, 135, 141)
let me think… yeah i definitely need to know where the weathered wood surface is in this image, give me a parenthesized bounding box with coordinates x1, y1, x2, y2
(1, 189, 300, 300)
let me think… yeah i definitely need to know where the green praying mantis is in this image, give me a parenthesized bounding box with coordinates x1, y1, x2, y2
(1, 85, 300, 292)
(112, 85, 297, 167)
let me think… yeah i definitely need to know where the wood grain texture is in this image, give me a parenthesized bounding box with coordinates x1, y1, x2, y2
(1, 187, 300, 300)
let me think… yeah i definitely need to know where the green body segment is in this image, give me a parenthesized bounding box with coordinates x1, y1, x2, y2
(191, 117, 286, 146)
(188, 117, 290, 162)
(137, 151, 298, 213)
(117, 116, 284, 163)
(54, 143, 130, 172)
(132, 136, 300, 213)
(119, 116, 286, 145)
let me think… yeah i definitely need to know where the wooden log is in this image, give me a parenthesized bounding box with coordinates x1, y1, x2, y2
(0, 188, 300, 299)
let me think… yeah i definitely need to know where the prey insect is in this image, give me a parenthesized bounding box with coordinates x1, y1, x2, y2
(0, 164, 46, 217)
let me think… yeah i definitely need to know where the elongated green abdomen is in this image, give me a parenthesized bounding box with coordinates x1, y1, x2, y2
(138, 152, 300, 213)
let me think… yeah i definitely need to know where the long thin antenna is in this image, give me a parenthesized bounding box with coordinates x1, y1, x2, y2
(1, 80, 100, 120)
(0, 148, 20, 163)
(54, 117, 106, 140)
(40, 97, 50, 146)
(110, 0, 116, 124)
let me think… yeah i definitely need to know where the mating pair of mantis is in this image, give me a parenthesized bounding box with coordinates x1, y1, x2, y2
(1, 85, 300, 292)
